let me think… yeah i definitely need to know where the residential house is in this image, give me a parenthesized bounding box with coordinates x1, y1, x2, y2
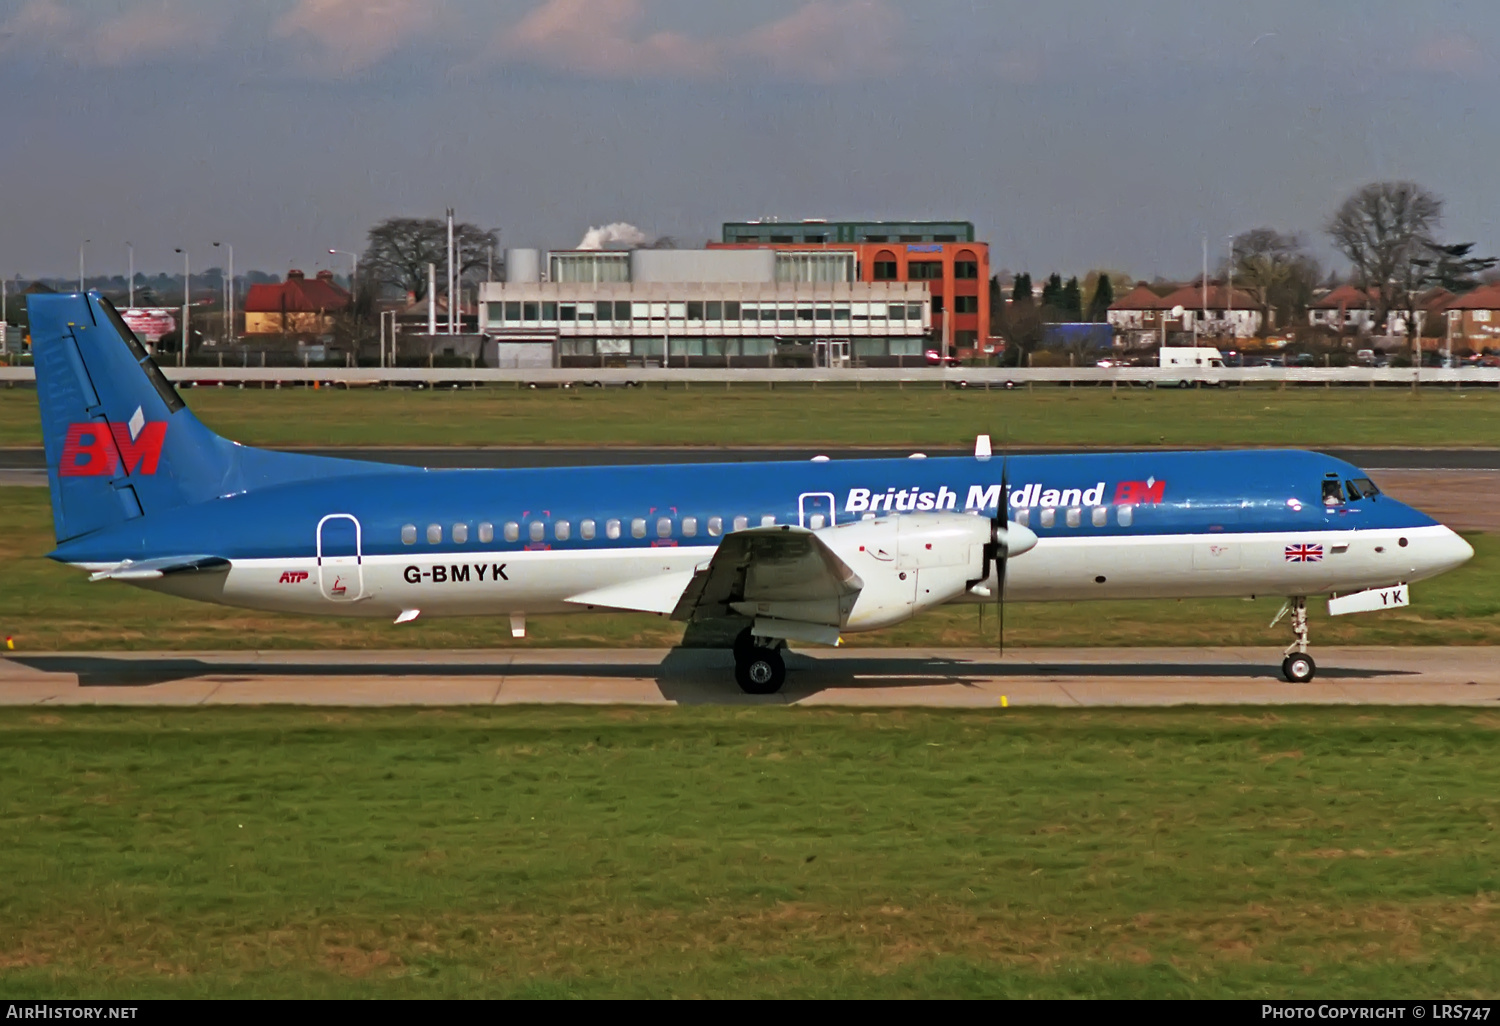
(1308, 284, 1376, 332)
(1443, 282, 1500, 351)
(1105, 282, 1172, 331)
(1157, 284, 1263, 337)
(242, 269, 351, 335)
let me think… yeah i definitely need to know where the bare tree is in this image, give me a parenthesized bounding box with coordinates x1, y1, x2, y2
(1325, 182, 1442, 360)
(1223, 228, 1321, 336)
(361, 217, 499, 301)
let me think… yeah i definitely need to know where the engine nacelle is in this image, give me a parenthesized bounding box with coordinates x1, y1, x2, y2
(815, 514, 997, 631)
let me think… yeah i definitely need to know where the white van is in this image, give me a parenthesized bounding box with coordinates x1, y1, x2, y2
(1158, 346, 1224, 387)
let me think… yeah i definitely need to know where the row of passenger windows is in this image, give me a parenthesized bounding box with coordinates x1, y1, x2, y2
(1014, 505, 1135, 529)
(487, 300, 926, 326)
(399, 506, 1141, 546)
(400, 514, 784, 546)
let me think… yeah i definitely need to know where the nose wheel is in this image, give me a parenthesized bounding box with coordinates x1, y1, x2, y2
(1273, 597, 1317, 683)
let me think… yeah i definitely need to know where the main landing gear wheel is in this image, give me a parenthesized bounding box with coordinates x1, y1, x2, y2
(735, 647, 786, 695)
(1282, 653, 1316, 684)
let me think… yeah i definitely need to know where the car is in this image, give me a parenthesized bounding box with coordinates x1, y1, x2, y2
(924, 349, 960, 366)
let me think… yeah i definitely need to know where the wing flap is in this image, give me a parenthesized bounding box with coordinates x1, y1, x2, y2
(565, 570, 698, 615)
(672, 525, 863, 627)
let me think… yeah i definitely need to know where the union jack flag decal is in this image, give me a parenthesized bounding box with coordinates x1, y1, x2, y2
(1285, 543, 1324, 563)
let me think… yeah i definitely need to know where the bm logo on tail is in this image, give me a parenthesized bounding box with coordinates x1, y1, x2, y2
(58, 406, 166, 477)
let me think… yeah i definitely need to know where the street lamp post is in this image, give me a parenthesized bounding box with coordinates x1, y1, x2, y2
(174, 248, 189, 367)
(125, 242, 134, 308)
(79, 239, 90, 293)
(215, 242, 234, 346)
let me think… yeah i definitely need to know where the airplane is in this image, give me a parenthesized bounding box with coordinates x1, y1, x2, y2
(27, 291, 1474, 693)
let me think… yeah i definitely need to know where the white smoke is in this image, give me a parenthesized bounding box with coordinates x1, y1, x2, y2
(577, 222, 650, 250)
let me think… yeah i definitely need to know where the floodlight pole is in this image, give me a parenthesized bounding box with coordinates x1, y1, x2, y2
(174, 248, 189, 367)
(126, 242, 134, 308)
(79, 239, 90, 293)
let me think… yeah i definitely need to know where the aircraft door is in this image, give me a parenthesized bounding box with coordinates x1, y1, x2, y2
(316, 513, 364, 601)
(798, 492, 836, 530)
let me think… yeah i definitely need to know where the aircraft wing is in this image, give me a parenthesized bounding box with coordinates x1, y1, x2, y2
(670, 526, 864, 644)
(88, 555, 231, 581)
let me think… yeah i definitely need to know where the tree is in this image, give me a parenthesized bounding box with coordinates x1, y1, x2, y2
(1039, 272, 1063, 311)
(361, 217, 499, 302)
(1087, 273, 1114, 321)
(1010, 272, 1033, 305)
(1060, 276, 1082, 320)
(1414, 242, 1497, 294)
(1224, 228, 1321, 337)
(1325, 182, 1443, 358)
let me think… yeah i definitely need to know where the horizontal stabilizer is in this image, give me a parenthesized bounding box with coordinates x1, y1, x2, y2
(565, 571, 697, 615)
(89, 555, 230, 581)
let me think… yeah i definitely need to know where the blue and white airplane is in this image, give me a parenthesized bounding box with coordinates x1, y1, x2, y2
(29, 291, 1473, 692)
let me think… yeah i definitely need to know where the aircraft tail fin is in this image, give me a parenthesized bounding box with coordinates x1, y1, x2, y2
(28, 291, 385, 545)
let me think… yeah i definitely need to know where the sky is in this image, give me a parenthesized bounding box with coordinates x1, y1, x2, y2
(1, 0, 1498, 283)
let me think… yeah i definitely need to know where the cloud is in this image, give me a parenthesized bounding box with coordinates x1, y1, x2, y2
(738, 1, 903, 84)
(272, 0, 442, 75)
(496, 0, 902, 83)
(0, 0, 225, 69)
(1410, 33, 1486, 77)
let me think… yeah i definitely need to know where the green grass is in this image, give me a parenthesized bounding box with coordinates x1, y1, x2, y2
(2, 487, 1497, 651)
(0, 706, 1495, 997)
(4, 384, 1500, 449)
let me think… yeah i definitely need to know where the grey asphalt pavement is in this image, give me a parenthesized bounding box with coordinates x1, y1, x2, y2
(5, 647, 1500, 707)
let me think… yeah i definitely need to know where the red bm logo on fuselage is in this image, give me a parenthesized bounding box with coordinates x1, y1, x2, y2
(58, 422, 167, 477)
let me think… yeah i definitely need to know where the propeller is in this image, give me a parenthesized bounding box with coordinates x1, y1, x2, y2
(974, 432, 1009, 656)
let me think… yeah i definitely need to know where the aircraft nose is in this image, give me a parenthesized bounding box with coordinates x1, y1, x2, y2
(1419, 527, 1474, 578)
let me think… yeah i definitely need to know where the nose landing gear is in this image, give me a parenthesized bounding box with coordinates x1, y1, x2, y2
(1272, 596, 1316, 683)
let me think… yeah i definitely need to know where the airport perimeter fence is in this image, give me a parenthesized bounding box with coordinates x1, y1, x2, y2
(2, 365, 1500, 389)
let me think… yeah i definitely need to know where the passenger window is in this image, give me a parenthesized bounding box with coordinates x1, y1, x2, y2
(708, 516, 723, 536)
(401, 524, 417, 545)
(733, 516, 749, 532)
(1117, 505, 1134, 527)
(1066, 508, 1081, 529)
(555, 520, 571, 541)
(1014, 508, 1030, 527)
(760, 515, 776, 527)
(478, 522, 494, 544)
(529, 521, 545, 542)
(1040, 508, 1056, 529)
(657, 517, 672, 538)
(606, 519, 621, 540)
(504, 522, 519, 543)
(682, 516, 698, 537)
(427, 524, 442, 544)
(581, 519, 596, 540)
(1321, 479, 1344, 506)
(1091, 507, 1107, 528)
(452, 523, 468, 544)
(631, 518, 646, 539)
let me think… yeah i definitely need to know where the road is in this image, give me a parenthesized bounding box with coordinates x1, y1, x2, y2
(5, 647, 1500, 707)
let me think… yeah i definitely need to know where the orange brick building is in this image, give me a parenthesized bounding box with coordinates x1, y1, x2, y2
(712, 221, 991, 355)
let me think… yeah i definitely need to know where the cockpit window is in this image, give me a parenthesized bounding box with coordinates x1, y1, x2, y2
(1321, 479, 1344, 506)
(1346, 477, 1380, 501)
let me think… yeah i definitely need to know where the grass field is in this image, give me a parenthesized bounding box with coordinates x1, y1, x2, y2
(1, 488, 1496, 651)
(1, 706, 1495, 998)
(4, 384, 1500, 449)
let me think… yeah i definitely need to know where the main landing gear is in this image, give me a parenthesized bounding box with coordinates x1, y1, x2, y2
(733, 628, 787, 695)
(1272, 596, 1316, 683)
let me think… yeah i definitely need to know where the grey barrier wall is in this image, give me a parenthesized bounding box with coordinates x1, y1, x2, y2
(2, 366, 1498, 386)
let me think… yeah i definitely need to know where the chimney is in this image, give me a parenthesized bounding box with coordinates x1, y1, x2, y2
(315, 270, 334, 281)
(287, 269, 305, 280)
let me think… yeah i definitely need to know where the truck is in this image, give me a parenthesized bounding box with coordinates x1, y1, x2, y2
(1158, 345, 1224, 387)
